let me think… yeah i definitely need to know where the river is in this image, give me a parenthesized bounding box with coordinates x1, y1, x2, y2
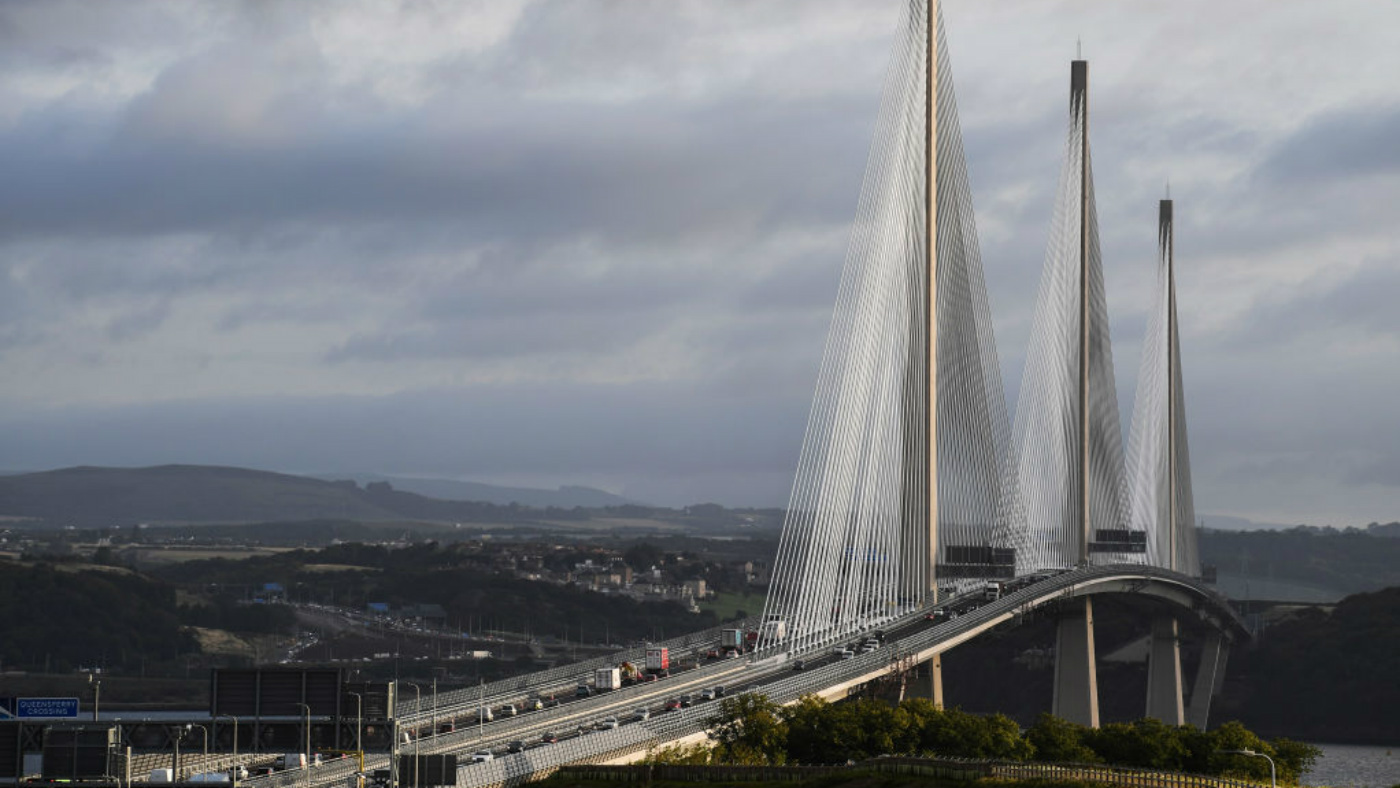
(1305, 743, 1399, 788)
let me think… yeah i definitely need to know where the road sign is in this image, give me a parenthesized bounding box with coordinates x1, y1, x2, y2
(16, 698, 80, 719)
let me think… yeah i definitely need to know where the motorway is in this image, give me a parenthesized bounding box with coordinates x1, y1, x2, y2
(241, 564, 1243, 788)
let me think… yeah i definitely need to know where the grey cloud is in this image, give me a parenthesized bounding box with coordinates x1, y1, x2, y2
(1259, 104, 1400, 185)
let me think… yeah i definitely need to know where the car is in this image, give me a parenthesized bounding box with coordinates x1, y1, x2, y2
(575, 684, 593, 697)
(642, 673, 658, 683)
(839, 648, 855, 659)
(699, 688, 715, 701)
(664, 698, 681, 711)
(705, 648, 721, 659)
(476, 708, 493, 722)
(713, 686, 727, 698)
(792, 659, 807, 671)
(725, 649, 741, 660)
(524, 697, 544, 711)
(506, 741, 525, 754)
(544, 696, 562, 708)
(599, 717, 619, 730)
(679, 694, 695, 707)
(499, 704, 518, 717)
(470, 752, 493, 764)
(540, 732, 558, 744)
(634, 707, 651, 721)
(437, 723, 455, 734)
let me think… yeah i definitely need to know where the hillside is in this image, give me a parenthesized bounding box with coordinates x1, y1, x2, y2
(0, 465, 558, 528)
(316, 473, 632, 508)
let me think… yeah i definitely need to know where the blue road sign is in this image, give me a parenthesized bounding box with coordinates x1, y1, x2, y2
(16, 697, 80, 718)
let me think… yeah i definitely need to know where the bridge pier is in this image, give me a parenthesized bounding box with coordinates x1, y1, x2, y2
(901, 654, 944, 708)
(1052, 597, 1100, 728)
(1145, 616, 1184, 724)
(1187, 630, 1229, 729)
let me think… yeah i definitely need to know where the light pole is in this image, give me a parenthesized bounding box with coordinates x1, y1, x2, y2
(1220, 749, 1276, 788)
(187, 723, 207, 776)
(215, 715, 238, 788)
(430, 678, 437, 736)
(402, 683, 420, 788)
(89, 673, 101, 721)
(295, 703, 312, 788)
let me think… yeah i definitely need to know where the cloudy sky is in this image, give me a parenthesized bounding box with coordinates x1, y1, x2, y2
(1, 1, 1398, 526)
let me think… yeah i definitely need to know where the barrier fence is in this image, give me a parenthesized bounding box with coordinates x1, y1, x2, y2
(558, 757, 1269, 788)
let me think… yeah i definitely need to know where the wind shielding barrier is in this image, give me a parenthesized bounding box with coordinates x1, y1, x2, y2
(762, 0, 1015, 654)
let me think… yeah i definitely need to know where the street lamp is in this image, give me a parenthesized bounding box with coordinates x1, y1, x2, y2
(402, 683, 421, 788)
(1219, 749, 1276, 788)
(295, 704, 312, 788)
(187, 724, 208, 776)
(215, 716, 238, 788)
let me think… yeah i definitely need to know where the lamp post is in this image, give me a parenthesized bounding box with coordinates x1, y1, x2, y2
(1219, 749, 1276, 788)
(215, 716, 238, 788)
(89, 673, 101, 721)
(402, 683, 421, 788)
(295, 703, 312, 788)
(187, 723, 208, 778)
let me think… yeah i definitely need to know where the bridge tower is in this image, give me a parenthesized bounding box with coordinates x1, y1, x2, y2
(762, 0, 1014, 664)
(1016, 56, 1127, 729)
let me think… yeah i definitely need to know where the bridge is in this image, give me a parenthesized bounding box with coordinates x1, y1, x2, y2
(0, 2, 1247, 787)
(241, 1, 1242, 785)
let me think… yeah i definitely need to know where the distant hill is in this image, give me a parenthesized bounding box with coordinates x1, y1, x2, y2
(0, 465, 582, 528)
(316, 473, 633, 508)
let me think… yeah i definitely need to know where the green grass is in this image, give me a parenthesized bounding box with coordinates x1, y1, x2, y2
(700, 590, 767, 622)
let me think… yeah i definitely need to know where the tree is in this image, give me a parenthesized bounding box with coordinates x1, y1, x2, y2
(1269, 739, 1321, 785)
(707, 694, 788, 765)
(1083, 719, 1188, 771)
(1026, 713, 1097, 763)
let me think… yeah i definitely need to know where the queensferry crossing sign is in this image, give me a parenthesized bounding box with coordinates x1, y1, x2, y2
(0, 697, 81, 719)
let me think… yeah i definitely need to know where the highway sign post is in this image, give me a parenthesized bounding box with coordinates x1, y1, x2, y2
(16, 698, 80, 719)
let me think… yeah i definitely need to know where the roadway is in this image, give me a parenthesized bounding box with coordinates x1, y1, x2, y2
(240, 564, 1243, 788)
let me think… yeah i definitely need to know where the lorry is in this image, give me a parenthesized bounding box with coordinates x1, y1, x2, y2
(275, 754, 306, 771)
(720, 628, 744, 653)
(983, 581, 1004, 601)
(760, 618, 787, 643)
(594, 667, 622, 691)
(644, 647, 669, 673)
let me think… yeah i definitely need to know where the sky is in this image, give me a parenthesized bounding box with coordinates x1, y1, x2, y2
(1, 1, 1398, 526)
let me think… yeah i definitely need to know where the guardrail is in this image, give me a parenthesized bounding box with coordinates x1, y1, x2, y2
(395, 617, 758, 726)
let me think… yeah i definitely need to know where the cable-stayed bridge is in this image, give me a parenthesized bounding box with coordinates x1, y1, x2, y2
(234, 1, 1244, 785)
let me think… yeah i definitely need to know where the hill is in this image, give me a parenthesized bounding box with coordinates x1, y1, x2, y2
(0, 465, 568, 528)
(315, 473, 633, 508)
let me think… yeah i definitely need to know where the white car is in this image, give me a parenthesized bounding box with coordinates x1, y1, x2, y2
(634, 707, 650, 721)
(599, 717, 619, 730)
(471, 752, 493, 764)
(700, 688, 716, 701)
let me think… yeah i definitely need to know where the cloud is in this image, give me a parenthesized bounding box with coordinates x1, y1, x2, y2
(0, 1, 1397, 523)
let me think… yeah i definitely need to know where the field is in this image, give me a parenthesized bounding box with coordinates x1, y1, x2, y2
(700, 590, 766, 622)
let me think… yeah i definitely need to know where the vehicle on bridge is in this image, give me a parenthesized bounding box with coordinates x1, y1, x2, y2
(595, 667, 621, 691)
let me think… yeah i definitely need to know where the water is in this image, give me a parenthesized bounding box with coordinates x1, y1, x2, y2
(1305, 743, 1400, 788)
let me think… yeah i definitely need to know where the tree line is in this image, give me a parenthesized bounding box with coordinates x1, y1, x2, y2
(649, 694, 1319, 785)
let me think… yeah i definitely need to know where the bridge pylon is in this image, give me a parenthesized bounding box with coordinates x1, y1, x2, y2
(762, 0, 1014, 655)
